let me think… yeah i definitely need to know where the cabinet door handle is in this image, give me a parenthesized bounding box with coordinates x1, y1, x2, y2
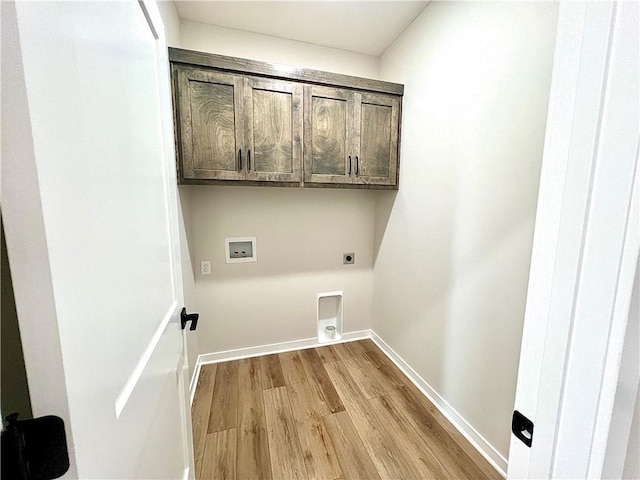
(248, 149, 251, 172)
(355, 156, 359, 176)
(238, 149, 243, 171)
(348, 156, 352, 175)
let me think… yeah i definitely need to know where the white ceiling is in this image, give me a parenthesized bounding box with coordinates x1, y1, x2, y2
(174, 1, 429, 56)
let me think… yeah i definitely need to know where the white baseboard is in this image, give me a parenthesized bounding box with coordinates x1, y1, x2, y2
(189, 329, 371, 404)
(187, 328, 508, 477)
(370, 330, 508, 477)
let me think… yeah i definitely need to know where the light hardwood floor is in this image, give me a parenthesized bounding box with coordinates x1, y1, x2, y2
(191, 339, 503, 480)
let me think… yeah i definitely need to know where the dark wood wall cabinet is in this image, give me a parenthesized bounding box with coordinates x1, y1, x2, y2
(169, 48, 403, 189)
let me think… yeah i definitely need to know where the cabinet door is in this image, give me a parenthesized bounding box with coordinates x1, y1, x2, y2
(304, 85, 355, 185)
(175, 66, 245, 181)
(244, 77, 303, 183)
(352, 92, 400, 187)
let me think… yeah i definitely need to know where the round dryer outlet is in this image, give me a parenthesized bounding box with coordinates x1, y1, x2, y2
(343, 252, 355, 265)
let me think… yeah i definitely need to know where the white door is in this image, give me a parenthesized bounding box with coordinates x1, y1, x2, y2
(2, 1, 195, 478)
(508, 1, 639, 478)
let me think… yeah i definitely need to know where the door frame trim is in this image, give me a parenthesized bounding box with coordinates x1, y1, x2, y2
(507, 1, 639, 477)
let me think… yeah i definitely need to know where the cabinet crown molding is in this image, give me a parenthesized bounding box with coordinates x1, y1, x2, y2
(168, 47, 404, 97)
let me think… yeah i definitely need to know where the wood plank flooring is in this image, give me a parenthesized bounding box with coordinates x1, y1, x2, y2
(192, 339, 503, 480)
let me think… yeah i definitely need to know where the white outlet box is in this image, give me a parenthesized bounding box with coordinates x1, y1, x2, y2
(200, 260, 211, 275)
(225, 237, 257, 264)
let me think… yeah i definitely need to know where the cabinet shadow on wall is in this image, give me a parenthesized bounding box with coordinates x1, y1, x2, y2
(373, 190, 398, 264)
(186, 185, 389, 280)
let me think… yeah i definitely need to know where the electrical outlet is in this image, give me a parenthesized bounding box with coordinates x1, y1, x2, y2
(343, 252, 355, 265)
(200, 260, 211, 275)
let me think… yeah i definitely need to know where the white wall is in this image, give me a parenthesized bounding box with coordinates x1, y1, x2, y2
(189, 186, 374, 353)
(179, 21, 379, 354)
(373, 1, 558, 462)
(157, 1, 180, 47)
(180, 20, 379, 79)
